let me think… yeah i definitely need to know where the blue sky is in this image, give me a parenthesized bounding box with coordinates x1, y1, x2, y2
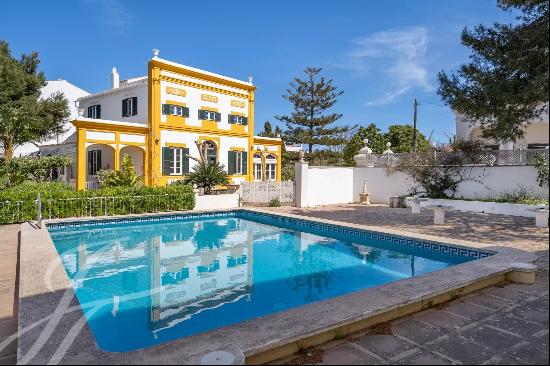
(1, 0, 518, 143)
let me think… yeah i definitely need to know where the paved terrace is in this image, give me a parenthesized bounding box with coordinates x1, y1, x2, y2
(268, 204, 549, 365)
(0, 225, 19, 365)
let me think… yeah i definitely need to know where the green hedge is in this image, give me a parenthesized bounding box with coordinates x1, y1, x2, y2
(0, 182, 196, 224)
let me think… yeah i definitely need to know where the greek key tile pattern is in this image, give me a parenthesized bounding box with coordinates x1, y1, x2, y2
(47, 210, 494, 260)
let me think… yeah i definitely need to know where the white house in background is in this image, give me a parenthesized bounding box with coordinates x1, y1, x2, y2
(455, 106, 549, 150)
(14, 79, 90, 156)
(284, 143, 303, 152)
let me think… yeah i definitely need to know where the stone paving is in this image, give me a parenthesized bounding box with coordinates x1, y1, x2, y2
(268, 204, 549, 365)
(0, 224, 19, 365)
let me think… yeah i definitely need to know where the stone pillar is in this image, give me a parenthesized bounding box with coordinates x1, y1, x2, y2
(295, 160, 309, 208)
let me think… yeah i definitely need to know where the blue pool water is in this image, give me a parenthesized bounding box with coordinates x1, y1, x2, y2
(48, 211, 488, 352)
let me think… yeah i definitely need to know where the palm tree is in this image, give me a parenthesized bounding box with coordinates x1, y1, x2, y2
(184, 161, 229, 194)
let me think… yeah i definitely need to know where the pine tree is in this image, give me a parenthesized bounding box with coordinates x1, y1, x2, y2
(0, 41, 70, 160)
(259, 121, 273, 137)
(276, 67, 350, 153)
(438, 0, 549, 142)
(259, 121, 283, 138)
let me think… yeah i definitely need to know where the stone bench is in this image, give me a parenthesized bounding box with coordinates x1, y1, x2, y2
(526, 206, 549, 228)
(405, 196, 430, 214)
(425, 204, 454, 225)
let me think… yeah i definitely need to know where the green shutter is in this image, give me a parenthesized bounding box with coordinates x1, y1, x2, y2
(228, 151, 236, 175)
(242, 117, 248, 125)
(215, 112, 221, 122)
(132, 97, 138, 115)
(96, 105, 101, 119)
(182, 148, 190, 174)
(242, 151, 248, 174)
(122, 99, 127, 117)
(162, 104, 170, 115)
(162, 147, 173, 175)
(198, 110, 204, 120)
(182, 107, 190, 117)
(228, 115, 235, 124)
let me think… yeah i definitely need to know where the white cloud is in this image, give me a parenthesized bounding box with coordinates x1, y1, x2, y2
(341, 27, 433, 106)
(84, 0, 136, 34)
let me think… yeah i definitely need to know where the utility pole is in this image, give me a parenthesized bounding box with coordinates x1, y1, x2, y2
(412, 98, 418, 152)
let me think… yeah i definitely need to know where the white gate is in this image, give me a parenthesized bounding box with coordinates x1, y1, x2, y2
(239, 181, 295, 205)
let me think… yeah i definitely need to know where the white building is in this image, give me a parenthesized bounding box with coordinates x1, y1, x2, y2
(284, 143, 303, 153)
(455, 107, 549, 150)
(14, 79, 90, 156)
(68, 51, 282, 190)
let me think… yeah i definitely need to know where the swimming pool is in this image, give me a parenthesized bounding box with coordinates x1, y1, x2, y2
(48, 210, 492, 353)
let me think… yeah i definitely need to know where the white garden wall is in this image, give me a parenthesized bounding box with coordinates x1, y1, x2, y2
(296, 163, 547, 208)
(353, 165, 547, 204)
(194, 193, 240, 211)
(306, 167, 355, 206)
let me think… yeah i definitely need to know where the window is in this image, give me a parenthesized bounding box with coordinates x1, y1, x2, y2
(198, 110, 221, 122)
(253, 153, 263, 181)
(162, 147, 190, 175)
(253, 163, 263, 181)
(87, 149, 102, 175)
(122, 97, 138, 117)
(236, 152, 243, 174)
(162, 104, 190, 117)
(201, 141, 217, 164)
(228, 115, 248, 125)
(265, 154, 277, 181)
(228, 151, 247, 175)
(87, 105, 101, 119)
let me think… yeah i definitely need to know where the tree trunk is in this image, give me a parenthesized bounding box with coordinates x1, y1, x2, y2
(2, 137, 14, 161)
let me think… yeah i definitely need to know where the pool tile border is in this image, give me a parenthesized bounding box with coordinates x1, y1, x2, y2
(46, 209, 494, 261)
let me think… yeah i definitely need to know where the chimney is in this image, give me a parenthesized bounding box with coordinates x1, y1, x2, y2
(111, 67, 120, 89)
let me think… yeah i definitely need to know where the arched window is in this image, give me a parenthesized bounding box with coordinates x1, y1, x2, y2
(265, 154, 277, 181)
(201, 140, 217, 164)
(253, 153, 263, 181)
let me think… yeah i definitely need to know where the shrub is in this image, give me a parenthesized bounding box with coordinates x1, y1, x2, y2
(97, 154, 142, 188)
(494, 186, 548, 205)
(0, 155, 72, 188)
(534, 153, 549, 187)
(268, 198, 281, 207)
(0, 181, 195, 224)
(184, 161, 229, 194)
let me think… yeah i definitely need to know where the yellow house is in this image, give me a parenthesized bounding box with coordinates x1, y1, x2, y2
(73, 50, 282, 190)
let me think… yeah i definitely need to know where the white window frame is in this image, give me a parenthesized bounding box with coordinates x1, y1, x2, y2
(123, 98, 135, 117)
(170, 148, 183, 175)
(88, 105, 100, 119)
(253, 163, 263, 181)
(88, 149, 101, 175)
(169, 105, 184, 116)
(203, 110, 217, 121)
(201, 141, 217, 164)
(235, 151, 243, 175)
(233, 115, 245, 125)
(266, 163, 276, 181)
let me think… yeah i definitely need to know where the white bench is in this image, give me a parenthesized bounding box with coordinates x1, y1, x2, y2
(425, 204, 454, 225)
(406, 196, 430, 214)
(526, 206, 549, 228)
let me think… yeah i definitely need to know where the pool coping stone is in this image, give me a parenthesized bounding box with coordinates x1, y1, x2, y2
(17, 208, 537, 365)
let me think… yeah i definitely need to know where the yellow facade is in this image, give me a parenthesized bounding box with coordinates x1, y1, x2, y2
(73, 58, 282, 190)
